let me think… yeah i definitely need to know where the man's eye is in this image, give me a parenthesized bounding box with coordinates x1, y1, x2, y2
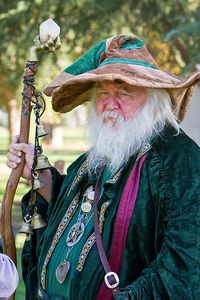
(99, 91, 108, 95)
(119, 92, 129, 97)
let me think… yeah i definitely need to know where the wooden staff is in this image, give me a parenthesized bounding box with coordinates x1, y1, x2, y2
(0, 18, 60, 284)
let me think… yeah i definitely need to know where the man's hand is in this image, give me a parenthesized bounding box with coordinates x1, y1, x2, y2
(7, 135, 34, 180)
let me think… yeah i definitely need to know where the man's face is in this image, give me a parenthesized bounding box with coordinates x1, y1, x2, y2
(95, 81, 147, 125)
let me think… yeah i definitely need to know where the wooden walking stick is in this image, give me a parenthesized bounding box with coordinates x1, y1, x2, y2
(0, 18, 60, 295)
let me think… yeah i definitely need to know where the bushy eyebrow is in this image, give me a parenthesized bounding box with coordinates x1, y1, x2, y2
(95, 86, 107, 93)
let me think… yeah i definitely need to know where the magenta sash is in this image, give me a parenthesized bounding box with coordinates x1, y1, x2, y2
(96, 154, 147, 300)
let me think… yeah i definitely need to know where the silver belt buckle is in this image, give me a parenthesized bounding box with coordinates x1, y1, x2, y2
(104, 271, 119, 289)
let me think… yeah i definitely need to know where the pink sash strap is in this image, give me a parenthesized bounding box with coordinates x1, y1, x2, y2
(96, 154, 147, 300)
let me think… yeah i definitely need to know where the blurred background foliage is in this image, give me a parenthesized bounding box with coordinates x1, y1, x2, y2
(0, 0, 200, 141)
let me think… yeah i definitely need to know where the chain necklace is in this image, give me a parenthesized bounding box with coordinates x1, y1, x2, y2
(55, 186, 95, 284)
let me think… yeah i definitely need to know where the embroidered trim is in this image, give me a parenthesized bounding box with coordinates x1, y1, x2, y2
(106, 169, 122, 184)
(98, 200, 111, 229)
(107, 143, 151, 185)
(76, 200, 111, 272)
(38, 288, 44, 299)
(137, 143, 151, 160)
(40, 193, 80, 290)
(67, 160, 88, 195)
(76, 232, 96, 272)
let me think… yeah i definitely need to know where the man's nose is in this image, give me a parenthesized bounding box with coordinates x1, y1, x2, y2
(105, 94, 119, 110)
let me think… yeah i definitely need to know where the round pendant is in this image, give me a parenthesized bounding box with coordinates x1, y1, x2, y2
(56, 261, 71, 284)
(87, 191, 95, 201)
(81, 202, 92, 213)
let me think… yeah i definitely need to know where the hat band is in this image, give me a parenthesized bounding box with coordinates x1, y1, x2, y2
(99, 58, 158, 70)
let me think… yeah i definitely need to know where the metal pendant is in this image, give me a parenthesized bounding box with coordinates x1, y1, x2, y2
(81, 202, 92, 213)
(56, 261, 70, 284)
(66, 222, 85, 247)
(87, 191, 95, 201)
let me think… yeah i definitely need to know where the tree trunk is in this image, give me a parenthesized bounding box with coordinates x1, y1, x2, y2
(4, 94, 19, 144)
(51, 124, 63, 149)
(8, 99, 20, 140)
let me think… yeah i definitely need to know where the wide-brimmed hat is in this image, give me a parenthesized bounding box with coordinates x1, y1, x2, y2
(44, 34, 200, 121)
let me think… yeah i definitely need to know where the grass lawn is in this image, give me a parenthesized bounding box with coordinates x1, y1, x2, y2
(0, 125, 89, 299)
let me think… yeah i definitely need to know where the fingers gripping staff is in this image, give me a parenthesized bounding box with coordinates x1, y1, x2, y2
(0, 19, 60, 300)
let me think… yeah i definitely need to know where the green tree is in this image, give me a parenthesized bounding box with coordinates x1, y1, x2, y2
(0, 0, 199, 140)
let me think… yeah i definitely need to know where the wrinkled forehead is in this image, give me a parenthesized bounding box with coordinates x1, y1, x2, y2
(95, 80, 146, 92)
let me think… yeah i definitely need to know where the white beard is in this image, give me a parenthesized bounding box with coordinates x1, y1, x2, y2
(87, 104, 163, 177)
(86, 88, 179, 177)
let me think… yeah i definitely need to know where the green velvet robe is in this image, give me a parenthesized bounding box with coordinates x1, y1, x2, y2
(21, 127, 200, 299)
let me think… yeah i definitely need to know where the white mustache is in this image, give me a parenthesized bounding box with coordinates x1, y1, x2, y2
(100, 111, 124, 125)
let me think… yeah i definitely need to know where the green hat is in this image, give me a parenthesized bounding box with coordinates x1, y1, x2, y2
(44, 34, 200, 121)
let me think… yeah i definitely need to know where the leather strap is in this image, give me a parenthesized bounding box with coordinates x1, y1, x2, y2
(94, 154, 147, 300)
(94, 181, 120, 298)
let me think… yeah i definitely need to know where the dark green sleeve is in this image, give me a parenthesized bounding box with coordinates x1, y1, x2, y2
(116, 139, 200, 300)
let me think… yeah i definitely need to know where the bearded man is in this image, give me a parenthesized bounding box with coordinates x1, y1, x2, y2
(7, 35, 200, 300)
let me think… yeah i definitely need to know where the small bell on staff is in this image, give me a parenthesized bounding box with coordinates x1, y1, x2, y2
(31, 212, 47, 230)
(19, 221, 34, 235)
(33, 177, 44, 190)
(35, 154, 52, 170)
(37, 125, 48, 138)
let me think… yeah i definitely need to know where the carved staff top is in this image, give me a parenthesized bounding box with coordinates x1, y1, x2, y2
(0, 18, 61, 266)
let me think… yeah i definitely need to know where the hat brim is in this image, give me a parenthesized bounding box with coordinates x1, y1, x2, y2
(44, 63, 200, 122)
